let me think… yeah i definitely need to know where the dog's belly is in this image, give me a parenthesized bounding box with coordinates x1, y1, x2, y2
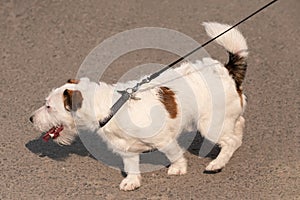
(127, 140, 155, 153)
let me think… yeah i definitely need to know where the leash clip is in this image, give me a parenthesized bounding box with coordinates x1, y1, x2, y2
(117, 87, 141, 101)
(126, 87, 141, 100)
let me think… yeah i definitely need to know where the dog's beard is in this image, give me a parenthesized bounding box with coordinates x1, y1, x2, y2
(52, 127, 77, 145)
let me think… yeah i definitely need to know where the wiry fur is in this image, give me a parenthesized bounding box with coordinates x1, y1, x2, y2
(203, 22, 248, 96)
(31, 22, 249, 191)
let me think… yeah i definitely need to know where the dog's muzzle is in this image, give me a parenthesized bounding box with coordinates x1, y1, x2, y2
(29, 115, 64, 142)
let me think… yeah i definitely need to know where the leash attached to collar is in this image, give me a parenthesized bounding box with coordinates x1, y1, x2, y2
(99, 0, 278, 128)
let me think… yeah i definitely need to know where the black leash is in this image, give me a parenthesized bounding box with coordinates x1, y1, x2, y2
(99, 0, 278, 127)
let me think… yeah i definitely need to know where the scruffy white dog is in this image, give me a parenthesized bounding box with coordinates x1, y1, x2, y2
(30, 22, 248, 191)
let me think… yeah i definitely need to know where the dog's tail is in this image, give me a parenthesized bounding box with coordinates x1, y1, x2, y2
(203, 22, 248, 93)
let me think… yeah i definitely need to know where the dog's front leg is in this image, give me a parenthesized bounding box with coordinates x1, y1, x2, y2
(119, 154, 141, 191)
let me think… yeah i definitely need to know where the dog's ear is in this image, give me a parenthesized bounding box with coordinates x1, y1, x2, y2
(63, 89, 83, 112)
(67, 79, 80, 84)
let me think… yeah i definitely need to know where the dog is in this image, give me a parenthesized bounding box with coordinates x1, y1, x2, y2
(30, 22, 248, 191)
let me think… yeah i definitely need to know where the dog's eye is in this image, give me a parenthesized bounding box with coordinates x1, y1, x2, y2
(46, 105, 51, 109)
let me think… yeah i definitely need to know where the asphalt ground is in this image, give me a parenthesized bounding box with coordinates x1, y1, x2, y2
(0, 0, 299, 199)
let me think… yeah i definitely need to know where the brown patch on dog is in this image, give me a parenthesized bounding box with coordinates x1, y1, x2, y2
(67, 79, 80, 84)
(63, 89, 83, 111)
(237, 88, 243, 107)
(225, 52, 247, 107)
(158, 87, 177, 118)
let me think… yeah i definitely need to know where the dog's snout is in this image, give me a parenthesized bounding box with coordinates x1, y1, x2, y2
(29, 115, 34, 123)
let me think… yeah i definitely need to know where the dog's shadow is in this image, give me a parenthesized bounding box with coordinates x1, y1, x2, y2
(26, 131, 220, 174)
(185, 132, 220, 159)
(25, 135, 90, 160)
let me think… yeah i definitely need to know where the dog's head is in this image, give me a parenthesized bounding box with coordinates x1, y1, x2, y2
(30, 78, 87, 145)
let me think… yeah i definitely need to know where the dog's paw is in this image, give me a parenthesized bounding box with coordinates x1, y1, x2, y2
(168, 164, 187, 175)
(205, 160, 225, 172)
(119, 174, 141, 191)
(167, 158, 187, 175)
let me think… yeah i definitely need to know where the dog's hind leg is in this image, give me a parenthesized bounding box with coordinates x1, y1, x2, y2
(159, 140, 187, 175)
(119, 154, 141, 191)
(205, 116, 245, 172)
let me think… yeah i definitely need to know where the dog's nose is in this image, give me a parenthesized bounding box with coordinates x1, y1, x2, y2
(29, 116, 34, 123)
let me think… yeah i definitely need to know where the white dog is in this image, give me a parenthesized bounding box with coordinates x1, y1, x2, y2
(30, 22, 248, 191)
